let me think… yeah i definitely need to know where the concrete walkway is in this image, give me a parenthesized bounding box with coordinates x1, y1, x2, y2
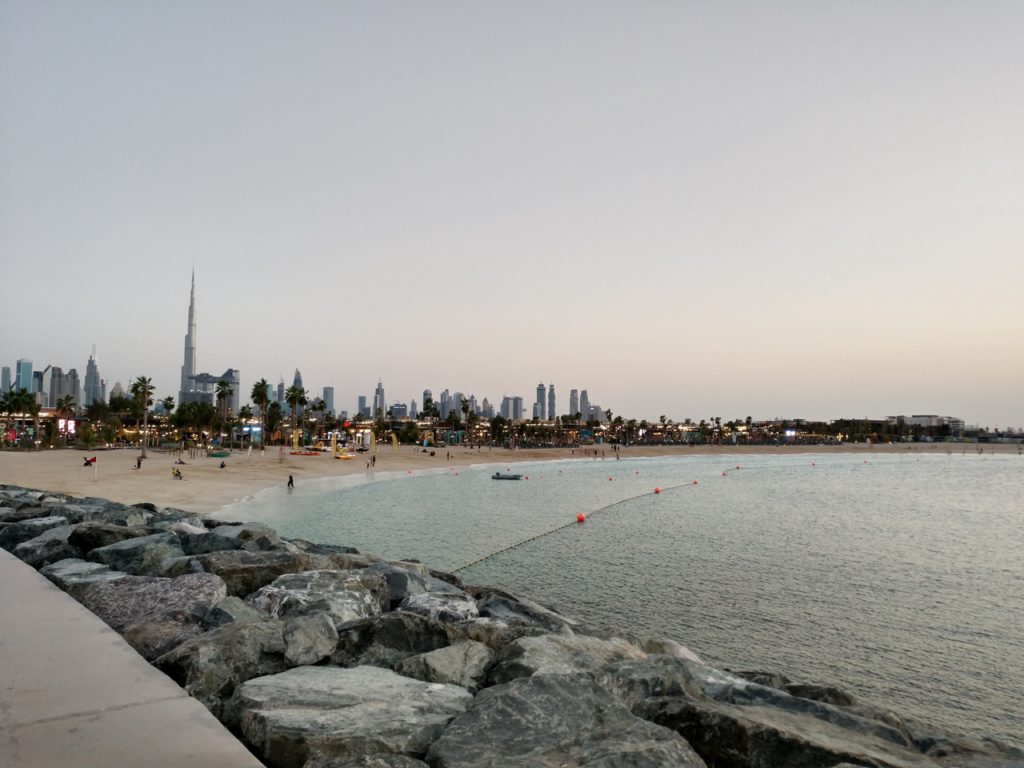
(0, 549, 264, 767)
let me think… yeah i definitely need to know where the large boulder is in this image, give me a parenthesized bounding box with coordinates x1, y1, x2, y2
(394, 641, 493, 693)
(445, 616, 553, 652)
(427, 672, 706, 767)
(600, 656, 938, 768)
(189, 550, 337, 597)
(0, 506, 54, 524)
(67, 521, 155, 554)
(473, 590, 577, 634)
(202, 595, 270, 629)
(78, 572, 227, 660)
(248, 569, 388, 627)
(487, 632, 648, 685)
(86, 531, 186, 575)
(79, 503, 155, 527)
(227, 666, 473, 768)
(206, 522, 287, 551)
(39, 558, 128, 599)
(333, 612, 452, 669)
(12, 524, 81, 567)
(283, 613, 339, 666)
(0, 516, 68, 550)
(398, 591, 479, 623)
(360, 562, 439, 609)
(154, 620, 288, 718)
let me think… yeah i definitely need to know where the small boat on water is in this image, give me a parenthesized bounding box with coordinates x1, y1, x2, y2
(491, 472, 523, 480)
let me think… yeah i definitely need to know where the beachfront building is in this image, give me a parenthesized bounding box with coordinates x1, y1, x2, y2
(548, 384, 556, 420)
(322, 387, 334, 415)
(84, 347, 105, 406)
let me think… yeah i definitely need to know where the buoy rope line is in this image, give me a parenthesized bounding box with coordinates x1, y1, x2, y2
(452, 478, 705, 573)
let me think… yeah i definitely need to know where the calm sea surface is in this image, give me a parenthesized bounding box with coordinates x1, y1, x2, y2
(218, 450, 1024, 745)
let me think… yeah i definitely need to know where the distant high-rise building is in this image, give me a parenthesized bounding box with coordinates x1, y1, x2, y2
(84, 347, 103, 406)
(292, 369, 303, 391)
(1, 366, 10, 393)
(322, 387, 334, 415)
(15, 359, 32, 391)
(547, 384, 555, 420)
(569, 389, 579, 417)
(110, 381, 125, 400)
(535, 382, 546, 420)
(500, 396, 512, 419)
(410, 399, 418, 417)
(580, 390, 590, 419)
(512, 396, 524, 421)
(468, 395, 478, 415)
(179, 271, 198, 406)
(358, 395, 370, 419)
(33, 369, 47, 399)
(422, 389, 432, 409)
(390, 402, 408, 418)
(277, 379, 285, 406)
(453, 392, 465, 421)
(439, 389, 452, 419)
(373, 380, 386, 418)
(49, 367, 80, 408)
(481, 398, 494, 419)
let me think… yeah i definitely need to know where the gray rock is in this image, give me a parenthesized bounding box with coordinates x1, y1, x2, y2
(284, 613, 339, 666)
(154, 620, 287, 717)
(178, 530, 246, 555)
(487, 632, 647, 685)
(87, 531, 185, 575)
(39, 558, 128, 598)
(332, 612, 452, 669)
(248, 569, 389, 627)
(227, 665, 473, 768)
(287, 539, 360, 556)
(0, 516, 69, 550)
(601, 656, 936, 768)
(446, 616, 553, 651)
(304, 756, 428, 768)
(427, 672, 706, 768)
(474, 591, 577, 633)
(13, 524, 81, 567)
(202, 595, 270, 629)
(207, 522, 286, 551)
(0, 506, 54, 524)
(398, 591, 479, 623)
(80, 504, 154, 527)
(394, 641, 493, 693)
(189, 550, 337, 597)
(360, 563, 435, 609)
(79, 572, 227, 660)
(67, 521, 155, 553)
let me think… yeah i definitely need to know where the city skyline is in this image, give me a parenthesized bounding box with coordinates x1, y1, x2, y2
(2, 3, 1021, 429)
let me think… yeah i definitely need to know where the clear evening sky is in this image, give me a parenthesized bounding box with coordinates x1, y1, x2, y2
(1, 2, 1021, 428)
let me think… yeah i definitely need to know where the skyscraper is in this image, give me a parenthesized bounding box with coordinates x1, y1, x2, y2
(322, 387, 334, 415)
(512, 396, 524, 421)
(535, 382, 546, 420)
(547, 384, 556, 420)
(580, 390, 590, 420)
(569, 389, 579, 417)
(49, 367, 80, 408)
(373, 380, 386, 417)
(358, 395, 370, 419)
(15, 359, 32, 391)
(84, 347, 103, 406)
(422, 389, 432, 409)
(1, 366, 10, 392)
(179, 271, 197, 406)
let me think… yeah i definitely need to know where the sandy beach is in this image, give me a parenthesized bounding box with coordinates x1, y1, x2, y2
(1, 441, 1016, 516)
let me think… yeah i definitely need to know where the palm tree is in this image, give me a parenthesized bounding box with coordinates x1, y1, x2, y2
(237, 405, 254, 449)
(130, 376, 155, 458)
(55, 394, 77, 446)
(460, 397, 470, 427)
(251, 378, 271, 449)
(285, 385, 307, 443)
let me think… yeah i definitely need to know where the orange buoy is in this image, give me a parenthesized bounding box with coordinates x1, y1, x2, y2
(654, 487, 661, 494)
(576, 513, 585, 523)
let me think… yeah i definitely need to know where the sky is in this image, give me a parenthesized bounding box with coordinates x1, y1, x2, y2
(1, 1, 1021, 429)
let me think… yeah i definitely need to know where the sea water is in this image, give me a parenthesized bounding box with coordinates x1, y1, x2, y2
(218, 450, 1024, 745)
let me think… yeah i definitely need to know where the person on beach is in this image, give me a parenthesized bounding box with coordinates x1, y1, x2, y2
(136, 456, 142, 470)
(219, 461, 226, 469)
(287, 474, 294, 488)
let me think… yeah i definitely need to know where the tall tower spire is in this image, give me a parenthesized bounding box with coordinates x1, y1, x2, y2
(179, 269, 198, 404)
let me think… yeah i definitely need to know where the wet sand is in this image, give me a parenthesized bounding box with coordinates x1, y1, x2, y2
(0, 442, 1015, 516)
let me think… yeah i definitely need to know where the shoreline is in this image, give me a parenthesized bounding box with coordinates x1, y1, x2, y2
(0, 442, 1017, 515)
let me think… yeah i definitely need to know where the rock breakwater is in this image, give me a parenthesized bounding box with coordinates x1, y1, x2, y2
(2, 484, 1021, 768)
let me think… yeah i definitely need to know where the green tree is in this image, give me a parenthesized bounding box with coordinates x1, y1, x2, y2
(130, 377, 155, 458)
(250, 378, 271, 448)
(285, 385, 308, 442)
(55, 394, 77, 447)
(265, 401, 283, 444)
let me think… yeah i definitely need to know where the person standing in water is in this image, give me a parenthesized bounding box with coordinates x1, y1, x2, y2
(287, 475, 294, 489)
